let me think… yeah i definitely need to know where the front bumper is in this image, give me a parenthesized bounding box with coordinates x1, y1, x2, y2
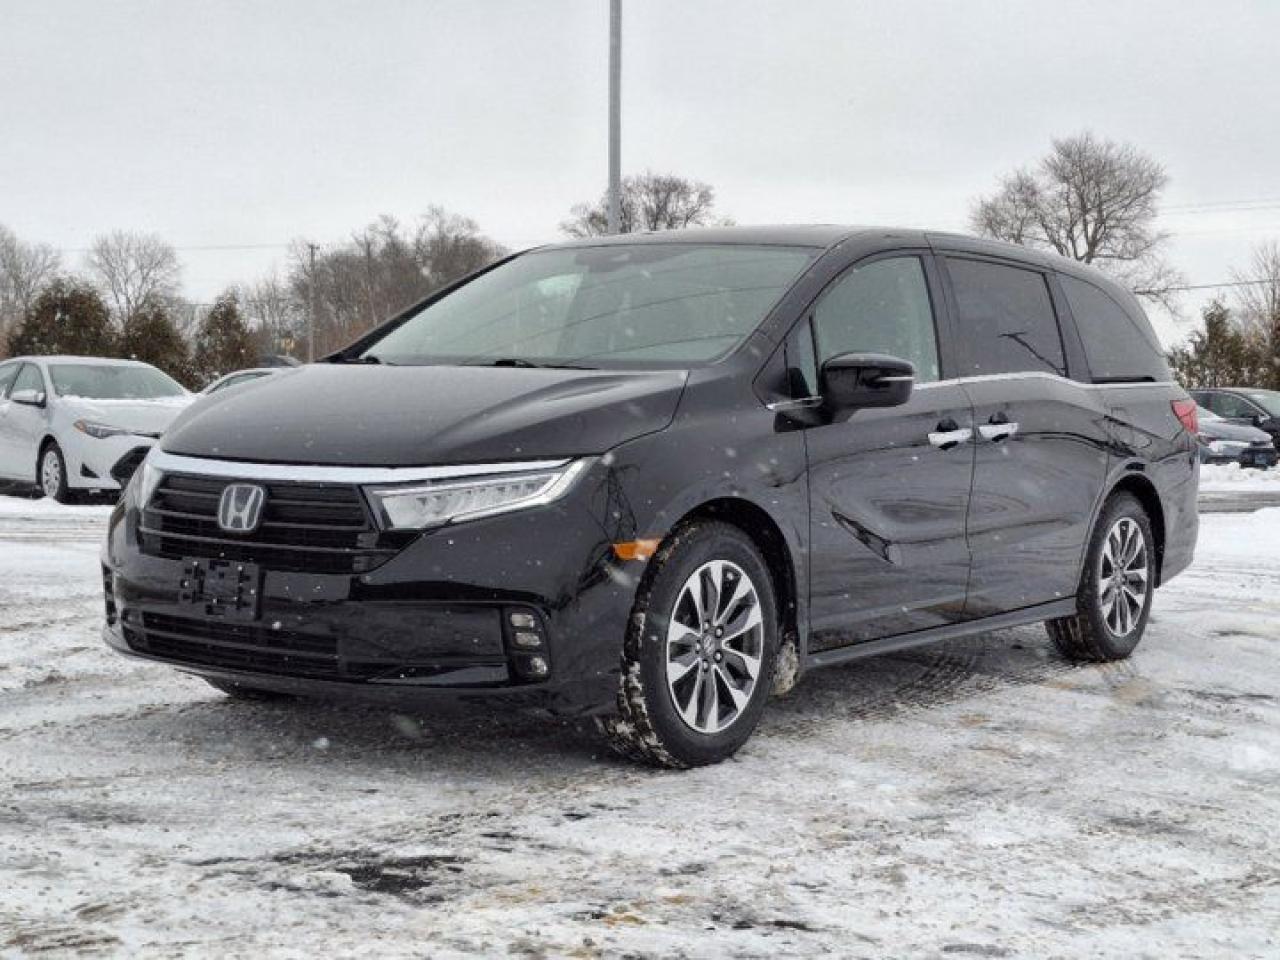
(1198, 441, 1278, 469)
(100, 460, 641, 715)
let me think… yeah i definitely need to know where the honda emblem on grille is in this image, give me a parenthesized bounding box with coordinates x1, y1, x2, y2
(217, 483, 266, 533)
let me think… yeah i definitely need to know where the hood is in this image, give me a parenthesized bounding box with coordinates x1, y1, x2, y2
(60, 395, 193, 436)
(161, 364, 688, 466)
(1198, 418, 1271, 443)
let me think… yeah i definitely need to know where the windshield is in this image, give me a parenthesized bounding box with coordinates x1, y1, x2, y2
(1246, 390, 1280, 416)
(361, 243, 819, 367)
(50, 364, 186, 400)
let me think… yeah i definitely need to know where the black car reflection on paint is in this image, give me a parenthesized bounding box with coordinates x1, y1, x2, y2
(101, 226, 1200, 767)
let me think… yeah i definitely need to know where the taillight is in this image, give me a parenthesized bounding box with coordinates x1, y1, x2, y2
(1172, 398, 1199, 435)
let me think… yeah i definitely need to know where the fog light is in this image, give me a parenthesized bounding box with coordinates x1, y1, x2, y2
(526, 656, 549, 678)
(509, 612, 537, 629)
(513, 631, 542, 649)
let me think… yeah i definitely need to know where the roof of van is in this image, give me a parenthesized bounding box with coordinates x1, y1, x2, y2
(550, 224, 894, 248)
(546, 224, 1129, 297)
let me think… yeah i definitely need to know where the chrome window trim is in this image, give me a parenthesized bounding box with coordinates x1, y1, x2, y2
(148, 449, 574, 485)
(914, 372, 1176, 392)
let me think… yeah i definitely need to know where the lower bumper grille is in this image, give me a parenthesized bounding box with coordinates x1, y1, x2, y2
(124, 611, 507, 683)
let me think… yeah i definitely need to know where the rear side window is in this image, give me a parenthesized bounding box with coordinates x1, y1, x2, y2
(1213, 393, 1264, 420)
(811, 256, 941, 383)
(946, 258, 1065, 377)
(1059, 274, 1169, 382)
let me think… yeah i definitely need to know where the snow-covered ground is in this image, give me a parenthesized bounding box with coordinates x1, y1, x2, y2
(1199, 461, 1280, 492)
(2, 493, 1279, 957)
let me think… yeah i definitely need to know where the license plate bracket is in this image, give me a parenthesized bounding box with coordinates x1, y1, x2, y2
(180, 559, 262, 621)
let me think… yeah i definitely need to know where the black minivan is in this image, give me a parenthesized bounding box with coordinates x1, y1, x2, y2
(102, 226, 1199, 767)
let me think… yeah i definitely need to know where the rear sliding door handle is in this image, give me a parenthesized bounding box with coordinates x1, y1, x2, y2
(978, 422, 1020, 442)
(927, 426, 973, 450)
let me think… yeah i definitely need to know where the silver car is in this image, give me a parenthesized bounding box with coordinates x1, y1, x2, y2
(0, 356, 193, 502)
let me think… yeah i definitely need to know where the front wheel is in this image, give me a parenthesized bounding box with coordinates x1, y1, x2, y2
(39, 443, 74, 504)
(1046, 492, 1155, 662)
(599, 521, 778, 768)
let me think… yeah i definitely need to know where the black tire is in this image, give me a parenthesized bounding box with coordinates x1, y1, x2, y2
(38, 442, 75, 504)
(203, 677, 297, 702)
(598, 521, 778, 768)
(1046, 492, 1155, 662)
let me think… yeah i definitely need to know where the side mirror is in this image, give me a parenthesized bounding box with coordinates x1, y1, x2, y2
(1251, 414, 1265, 427)
(10, 388, 45, 407)
(821, 352, 915, 414)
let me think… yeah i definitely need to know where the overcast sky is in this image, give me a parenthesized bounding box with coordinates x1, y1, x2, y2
(4, 0, 1279, 343)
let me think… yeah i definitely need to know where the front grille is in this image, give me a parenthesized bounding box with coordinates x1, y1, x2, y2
(124, 612, 497, 682)
(140, 473, 396, 574)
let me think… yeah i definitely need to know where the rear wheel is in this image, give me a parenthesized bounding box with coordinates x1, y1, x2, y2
(599, 521, 778, 768)
(203, 677, 297, 702)
(1046, 492, 1155, 662)
(39, 443, 75, 504)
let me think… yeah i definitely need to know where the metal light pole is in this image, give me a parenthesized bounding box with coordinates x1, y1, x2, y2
(606, 0, 622, 234)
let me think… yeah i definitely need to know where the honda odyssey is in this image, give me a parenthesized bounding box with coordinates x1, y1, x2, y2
(101, 227, 1199, 766)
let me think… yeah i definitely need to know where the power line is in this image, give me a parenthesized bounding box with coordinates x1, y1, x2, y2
(1164, 197, 1280, 214)
(57, 241, 294, 254)
(1140, 277, 1277, 295)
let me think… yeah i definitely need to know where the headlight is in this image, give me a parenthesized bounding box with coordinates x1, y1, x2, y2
(74, 419, 130, 439)
(127, 450, 165, 508)
(364, 460, 589, 530)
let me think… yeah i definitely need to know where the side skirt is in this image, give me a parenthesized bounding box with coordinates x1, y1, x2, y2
(803, 598, 1077, 671)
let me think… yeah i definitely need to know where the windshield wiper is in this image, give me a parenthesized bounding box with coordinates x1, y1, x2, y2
(329, 354, 387, 365)
(467, 358, 594, 370)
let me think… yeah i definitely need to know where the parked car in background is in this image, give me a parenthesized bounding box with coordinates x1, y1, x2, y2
(102, 227, 1199, 767)
(201, 368, 287, 396)
(1191, 387, 1280, 447)
(1195, 405, 1278, 467)
(0, 356, 192, 502)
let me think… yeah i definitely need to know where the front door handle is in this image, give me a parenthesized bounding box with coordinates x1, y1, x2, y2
(978, 421, 1020, 442)
(928, 421, 973, 450)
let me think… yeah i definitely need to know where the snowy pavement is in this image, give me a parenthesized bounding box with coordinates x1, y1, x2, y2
(2, 490, 1279, 957)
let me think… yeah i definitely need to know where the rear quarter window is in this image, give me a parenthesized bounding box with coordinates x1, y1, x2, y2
(1058, 274, 1170, 383)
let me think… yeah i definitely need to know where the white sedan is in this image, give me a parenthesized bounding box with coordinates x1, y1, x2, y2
(0, 356, 193, 502)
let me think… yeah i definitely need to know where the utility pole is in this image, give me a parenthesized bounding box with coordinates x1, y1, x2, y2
(607, 0, 622, 234)
(307, 242, 319, 362)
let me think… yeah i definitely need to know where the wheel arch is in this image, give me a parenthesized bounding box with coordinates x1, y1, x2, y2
(1105, 471, 1167, 585)
(35, 434, 60, 483)
(666, 496, 802, 661)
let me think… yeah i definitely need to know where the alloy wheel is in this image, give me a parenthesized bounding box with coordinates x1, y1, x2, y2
(665, 560, 764, 734)
(1098, 517, 1149, 638)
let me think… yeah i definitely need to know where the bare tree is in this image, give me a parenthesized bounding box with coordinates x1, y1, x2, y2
(84, 230, 181, 322)
(1231, 241, 1280, 388)
(0, 224, 61, 356)
(561, 172, 728, 238)
(414, 206, 506, 290)
(970, 133, 1182, 307)
(238, 274, 302, 359)
(289, 210, 504, 356)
